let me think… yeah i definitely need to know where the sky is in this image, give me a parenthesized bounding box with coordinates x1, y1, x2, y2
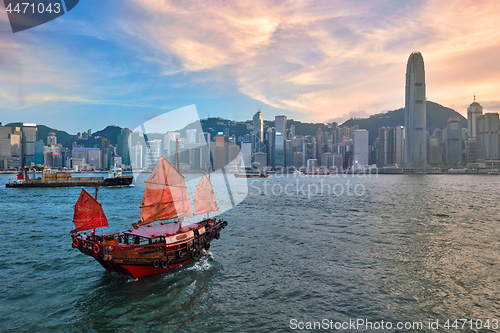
(0, 0, 499, 134)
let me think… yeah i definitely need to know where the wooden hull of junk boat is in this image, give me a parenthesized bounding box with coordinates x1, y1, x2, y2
(72, 219, 228, 278)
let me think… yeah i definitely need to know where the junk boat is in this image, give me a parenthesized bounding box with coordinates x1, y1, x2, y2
(6, 165, 133, 188)
(70, 156, 227, 278)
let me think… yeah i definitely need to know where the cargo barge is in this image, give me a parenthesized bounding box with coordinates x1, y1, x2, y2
(5, 165, 133, 188)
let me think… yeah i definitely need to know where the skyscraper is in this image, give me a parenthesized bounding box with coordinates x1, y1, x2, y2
(275, 115, 287, 168)
(467, 97, 483, 138)
(252, 111, 265, 154)
(353, 129, 369, 166)
(446, 117, 463, 164)
(315, 127, 322, 166)
(117, 128, 132, 165)
(404, 51, 427, 168)
(47, 132, 57, 145)
(22, 123, 37, 167)
(186, 129, 197, 143)
(466, 97, 482, 163)
(476, 113, 499, 161)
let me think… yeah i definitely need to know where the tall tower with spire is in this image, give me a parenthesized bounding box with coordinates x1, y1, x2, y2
(467, 94, 483, 138)
(252, 110, 265, 154)
(404, 51, 427, 168)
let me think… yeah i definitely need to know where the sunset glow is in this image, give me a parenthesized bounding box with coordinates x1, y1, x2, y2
(1, 0, 499, 131)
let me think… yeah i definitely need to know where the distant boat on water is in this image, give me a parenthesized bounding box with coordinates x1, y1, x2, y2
(234, 172, 268, 178)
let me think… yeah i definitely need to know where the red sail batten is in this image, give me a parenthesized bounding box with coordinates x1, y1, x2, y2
(194, 173, 219, 216)
(71, 189, 108, 233)
(139, 156, 192, 226)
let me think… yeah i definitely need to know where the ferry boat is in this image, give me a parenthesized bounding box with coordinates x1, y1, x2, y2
(6, 165, 133, 188)
(304, 168, 330, 175)
(70, 156, 227, 278)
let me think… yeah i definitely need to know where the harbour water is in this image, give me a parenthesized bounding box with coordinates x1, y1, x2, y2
(1, 173, 499, 332)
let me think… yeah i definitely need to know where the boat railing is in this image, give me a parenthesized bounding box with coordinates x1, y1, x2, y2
(76, 238, 96, 249)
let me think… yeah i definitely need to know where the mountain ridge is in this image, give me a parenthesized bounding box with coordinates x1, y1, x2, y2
(5, 100, 467, 145)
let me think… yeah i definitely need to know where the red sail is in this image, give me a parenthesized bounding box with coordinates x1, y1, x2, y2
(194, 173, 219, 216)
(71, 189, 108, 233)
(139, 156, 192, 226)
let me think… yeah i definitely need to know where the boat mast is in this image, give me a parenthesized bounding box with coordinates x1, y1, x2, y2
(176, 139, 183, 226)
(207, 166, 210, 220)
(176, 138, 180, 170)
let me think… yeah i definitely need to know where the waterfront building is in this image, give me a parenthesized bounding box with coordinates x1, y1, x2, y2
(253, 152, 267, 169)
(163, 131, 180, 162)
(292, 152, 303, 168)
(315, 128, 322, 166)
(289, 124, 295, 139)
(72, 147, 101, 170)
(285, 139, 292, 167)
(215, 135, 227, 170)
(428, 136, 442, 165)
(266, 127, 275, 168)
(476, 113, 499, 161)
(240, 141, 251, 168)
(275, 116, 287, 168)
(467, 97, 483, 139)
(466, 98, 483, 163)
(0, 125, 21, 168)
(333, 153, 343, 169)
(404, 51, 427, 168)
(131, 143, 143, 170)
(353, 129, 369, 166)
(117, 128, 132, 166)
(22, 123, 37, 166)
(228, 144, 240, 166)
(302, 135, 315, 166)
(322, 152, 332, 168)
(252, 111, 265, 154)
(47, 132, 57, 145)
(146, 140, 162, 169)
(446, 117, 463, 164)
(186, 129, 197, 144)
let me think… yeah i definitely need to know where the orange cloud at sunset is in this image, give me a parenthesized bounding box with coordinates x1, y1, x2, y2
(128, 0, 500, 121)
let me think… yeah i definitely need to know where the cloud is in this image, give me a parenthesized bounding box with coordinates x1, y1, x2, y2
(327, 109, 373, 125)
(481, 101, 500, 111)
(2, 0, 500, 128)
(117, 0, 500, 121)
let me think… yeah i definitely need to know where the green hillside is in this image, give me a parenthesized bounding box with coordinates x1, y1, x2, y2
(5, 100, 465, 147)
(341, 101, 467, 143)
(5, 122, 77, 145)
(92, 125, 123, 145)
(179, 117, 330, 140)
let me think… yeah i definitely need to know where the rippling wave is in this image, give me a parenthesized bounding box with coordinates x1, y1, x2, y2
(1, 174, 499, 332)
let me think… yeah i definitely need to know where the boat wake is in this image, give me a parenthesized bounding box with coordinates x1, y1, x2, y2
(188, 257, 212, 271)
(126, 278, 139, 283)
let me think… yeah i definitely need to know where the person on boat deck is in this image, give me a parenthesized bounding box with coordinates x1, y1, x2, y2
(82, 232, 87, 240)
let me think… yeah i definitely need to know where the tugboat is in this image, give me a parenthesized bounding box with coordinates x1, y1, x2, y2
(70, 156, 227, 278)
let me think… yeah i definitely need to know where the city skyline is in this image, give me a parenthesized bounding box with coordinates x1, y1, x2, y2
(1, 1, 500, 133)
(1, 94, 498, 173)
